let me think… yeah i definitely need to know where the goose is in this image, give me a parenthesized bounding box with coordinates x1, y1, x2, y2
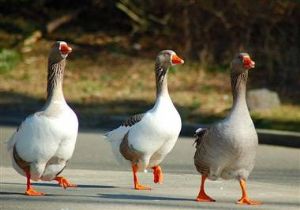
(105, 50, 184, 190)
(7, 41, 78, 196)
(194, 53, 261, 205)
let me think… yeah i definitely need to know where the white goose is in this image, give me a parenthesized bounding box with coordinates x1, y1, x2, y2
(7, 41, 78, 196)
(105, 50, 184, 190)
(194, 53, 261, 205)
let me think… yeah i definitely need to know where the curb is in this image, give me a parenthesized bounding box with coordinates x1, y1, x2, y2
(180, 123, 300, 148)
(256, 129, 300, 148)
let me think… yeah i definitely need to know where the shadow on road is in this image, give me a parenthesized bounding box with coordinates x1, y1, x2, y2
(0, 181, 117, 189)
(0, 191, 24, 196)
(98, 193, 194, 202)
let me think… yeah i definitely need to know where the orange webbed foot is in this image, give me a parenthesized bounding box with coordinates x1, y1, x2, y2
(152, 166, 163, 184)
(237, 197, 261, 205)
(55, 176, 77, 189)
(196, 175, 215, 202)
(196, 192, 216, 202)
(134, 183, 151, 190)
(237, 179, 261, 205)
(25, 187, 45, 196)
(132, 164, 151, 190)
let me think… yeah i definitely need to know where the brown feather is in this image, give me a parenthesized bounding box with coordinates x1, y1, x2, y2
(119, 132, 143, 164)
(13, 145, 30, 172)
(194, 128, 210, 176)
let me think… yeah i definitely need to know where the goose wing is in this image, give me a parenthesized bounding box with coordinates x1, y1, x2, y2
(122, 113, 145, 127)
(194, 127, 210, 176)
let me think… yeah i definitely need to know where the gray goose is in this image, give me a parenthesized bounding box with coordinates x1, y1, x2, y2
(105, 50, 184, 190)
(194, 53, 261, 205)
(7, 41, 78, 196)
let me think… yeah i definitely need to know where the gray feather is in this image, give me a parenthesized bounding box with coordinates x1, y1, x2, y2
(122, 113, 144, 127)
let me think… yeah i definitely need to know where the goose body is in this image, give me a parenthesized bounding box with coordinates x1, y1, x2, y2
(194, 53, 261, 205)
(106, 50, 184, 190)
(7, 41, 78, 195)
(107, 94, 181, 169)
(8, 102, 78, 181)
(194, 105, 257, 181)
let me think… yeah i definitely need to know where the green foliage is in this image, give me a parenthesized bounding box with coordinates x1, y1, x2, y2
(191, 98, 201, 110)
(114, 0, 300, 97)
(169, 66, 177, 74)
(0, 49, 21, 74)
(0, 0, 299, 100)
(207, 64, 229, 73)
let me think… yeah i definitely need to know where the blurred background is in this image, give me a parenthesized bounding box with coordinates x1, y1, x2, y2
(0, 0, 299, 131)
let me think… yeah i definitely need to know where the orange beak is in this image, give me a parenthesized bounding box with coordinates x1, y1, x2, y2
(243, 57, 255, 69)
(60, 43, 72, 54)
(171, 54, 184, 65)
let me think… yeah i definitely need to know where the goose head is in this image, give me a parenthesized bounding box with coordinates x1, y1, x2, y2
(48, 41, 72, 64)
(156, 50, 184, 68)
(231, 53, 255, 75)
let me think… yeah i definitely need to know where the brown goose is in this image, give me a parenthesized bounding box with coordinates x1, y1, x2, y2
(105, 50, 184, 190)
(7, 41, 78, 196)
(194, 53, 261, 205)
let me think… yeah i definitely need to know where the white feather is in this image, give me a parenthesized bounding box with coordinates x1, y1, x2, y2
(195, 127, 204, 134)
(105, 95, 181, 170)
(105, 126, 130, 165)
(8, 103, 78, 181)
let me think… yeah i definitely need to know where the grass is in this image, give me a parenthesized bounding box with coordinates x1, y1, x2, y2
(0, 49, 21, 74)
(0, 39, 299, 131)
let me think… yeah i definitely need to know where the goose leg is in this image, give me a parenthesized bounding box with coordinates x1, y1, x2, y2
(196, 175, 215, 202)
(25, 170, 44, 196)
(132, 164, 151, 190)
(237, 179, 261, 205)
(152, 165, 163, 184)
(55, 176, 77, 189)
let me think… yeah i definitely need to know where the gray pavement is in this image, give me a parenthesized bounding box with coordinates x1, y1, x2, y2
(0, 126, 300, 210)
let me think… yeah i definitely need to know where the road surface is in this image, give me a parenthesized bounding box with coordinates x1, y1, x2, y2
(0, 126, 299, 210)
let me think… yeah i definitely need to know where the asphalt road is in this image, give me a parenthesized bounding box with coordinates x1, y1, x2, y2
(0, 126, 300, 210)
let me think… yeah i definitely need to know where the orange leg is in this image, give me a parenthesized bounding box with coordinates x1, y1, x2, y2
(25, 170, 44, 196)
(196, 175, 215, 202)
(132, 164, 151, 190)
(55, 176, 77, 189)
(237, 179, 261, 205)
(152, 166, 163, 184)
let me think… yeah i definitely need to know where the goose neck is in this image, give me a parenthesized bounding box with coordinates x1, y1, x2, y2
(230, 71, 248, 113)
(46, 59, 66, 103)
(155, 63, 169, 99)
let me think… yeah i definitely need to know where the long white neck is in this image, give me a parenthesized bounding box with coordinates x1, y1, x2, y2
(152, 63, 175, 114)
(46, 60, 66, 104)
(155, 63, 169, 99)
